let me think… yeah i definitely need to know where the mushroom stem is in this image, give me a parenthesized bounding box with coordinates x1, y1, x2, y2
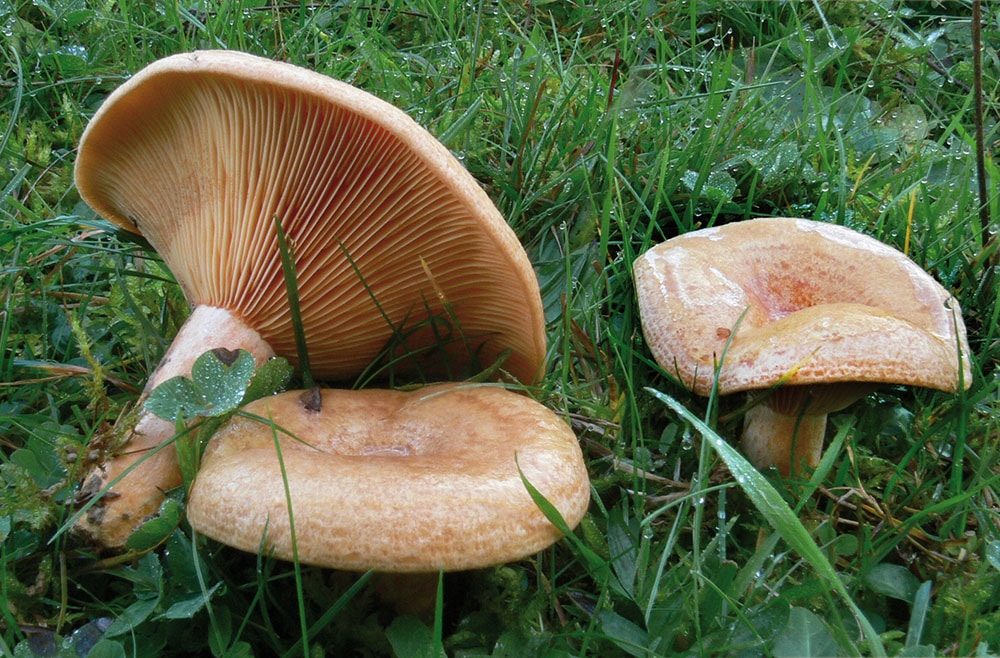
(740, 403, 828, 477)
(739, 383, 877, 476)
(77, 305, 275, 548)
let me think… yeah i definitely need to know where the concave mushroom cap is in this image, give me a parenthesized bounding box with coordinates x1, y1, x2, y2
(186, 383, 591, 572)
(74, 50, 546, 384)
(633, 217, 972, 397)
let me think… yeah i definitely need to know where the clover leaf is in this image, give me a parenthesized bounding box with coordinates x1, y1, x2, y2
(145, 348, 258, 422)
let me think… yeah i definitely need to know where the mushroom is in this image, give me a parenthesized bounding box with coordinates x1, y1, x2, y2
(185, 383, 591, 572)
(633, 217, 972, 475)
(73, 51, 547, 546)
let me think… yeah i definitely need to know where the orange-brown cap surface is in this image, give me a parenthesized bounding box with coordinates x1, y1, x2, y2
(633, 217, 971, 397)
(75, 50, 546, 384)
(186, 383, 591, 572)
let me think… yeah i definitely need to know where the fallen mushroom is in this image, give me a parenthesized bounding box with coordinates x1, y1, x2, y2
(186, 383, 591, 572)
(633, 217, 972, 475)
(73, 51, 547, 546)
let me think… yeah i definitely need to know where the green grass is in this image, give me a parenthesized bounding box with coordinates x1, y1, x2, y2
(3, 0, 999, 655)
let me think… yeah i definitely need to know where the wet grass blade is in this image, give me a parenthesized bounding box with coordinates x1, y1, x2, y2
(274, 216, 313, 389)
(646, 386, 886, 658)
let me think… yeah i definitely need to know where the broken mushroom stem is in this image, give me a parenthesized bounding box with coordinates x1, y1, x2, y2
(77, 305, 275, 548)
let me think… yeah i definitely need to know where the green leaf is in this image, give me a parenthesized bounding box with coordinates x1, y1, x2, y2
(104, 597, 159, 638)
(986, 540, 1000, 571)
(144, 349, 257, 422)
(773, 607, 840, 658)
(243, 356, 293, 404)
(681, 169, 737, 205)
(125, 552, 164, 594)
(144, 376, 201, 421)
(9, 435, 67, 490)
(208, 605, 233, 658)
(84, 640, 128, 658)
(905, 581, 933, 650)
(158, 582, 221, 620)
(124, 497, 182, 553)
(607, 508, 640, 599)
(386, 616, 443, 658)
(863, 563, 920, 602)
(728, 597, 791, 651)
(597, 610, 651, 658)
(190, 349, 258, 413)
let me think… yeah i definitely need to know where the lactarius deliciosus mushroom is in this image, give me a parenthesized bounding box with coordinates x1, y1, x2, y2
(633, 217, 971, 476)
(73, 51, 547, 546)
(186, 383, 590, 572)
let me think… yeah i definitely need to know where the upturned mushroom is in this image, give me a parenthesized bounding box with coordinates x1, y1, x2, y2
(73, 51, 547, 546)
(186, 383, 591, 572)
(633, 217, 971, 475)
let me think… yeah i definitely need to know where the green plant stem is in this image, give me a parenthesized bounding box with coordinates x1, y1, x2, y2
(972, 0, 990, 238)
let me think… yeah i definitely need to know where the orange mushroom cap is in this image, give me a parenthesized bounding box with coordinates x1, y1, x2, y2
(186, 383, 591, 572)
(634, 217, 971, 397)
(634, 217, 972, 474)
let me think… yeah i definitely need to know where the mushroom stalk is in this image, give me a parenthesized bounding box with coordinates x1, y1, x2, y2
(740, 403, 828, 477)
(77, 305, 275, 547)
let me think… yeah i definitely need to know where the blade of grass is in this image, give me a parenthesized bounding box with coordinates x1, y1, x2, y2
(274, 216, 313, 389)
(280, 570, 375, 658)
(265, 409, 309, 658)
(646, 386, 886, 657)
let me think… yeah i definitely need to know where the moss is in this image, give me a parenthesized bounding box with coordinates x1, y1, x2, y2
(926, 566, 1000, 654)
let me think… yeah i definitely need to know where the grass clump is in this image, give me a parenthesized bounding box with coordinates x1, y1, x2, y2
(2, 0, 998, 656)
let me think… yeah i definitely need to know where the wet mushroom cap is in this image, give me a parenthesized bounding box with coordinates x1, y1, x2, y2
(185, 383, 591, 572)
(633, 217, 971, 397)
(75, 50, 546, 384)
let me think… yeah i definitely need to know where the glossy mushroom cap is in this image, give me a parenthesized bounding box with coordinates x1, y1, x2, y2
(186, 384, 591, 572)
(633, 217, 971, 474)
(75, 50, 546, 383)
